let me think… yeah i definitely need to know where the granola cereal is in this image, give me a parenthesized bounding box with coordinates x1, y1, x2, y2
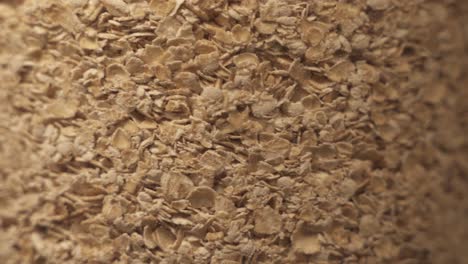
(0, 0, 467, 263)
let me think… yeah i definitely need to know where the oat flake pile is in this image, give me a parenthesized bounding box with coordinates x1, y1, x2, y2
(1, 0, 467, 263)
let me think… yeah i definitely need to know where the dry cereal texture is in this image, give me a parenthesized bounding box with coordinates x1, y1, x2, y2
(0, 0, 467, 263)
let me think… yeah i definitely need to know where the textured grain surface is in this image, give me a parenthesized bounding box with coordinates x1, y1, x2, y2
(0, 0, 467, 263)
